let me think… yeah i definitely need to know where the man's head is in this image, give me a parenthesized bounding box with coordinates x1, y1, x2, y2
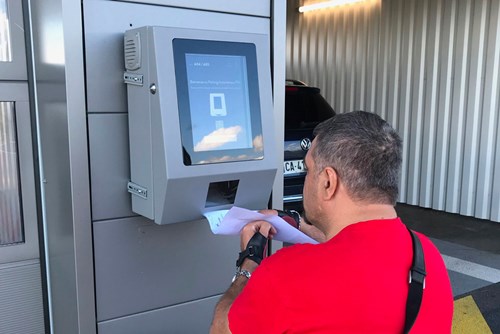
(305, 110, 402, 208)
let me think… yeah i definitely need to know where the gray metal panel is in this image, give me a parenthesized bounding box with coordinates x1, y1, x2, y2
(446, 0, 470, 214)
(270, 0, 287, 253)
(0, 261, 45, 334)
(117, 0, 270, 17)
(400, 0, 417, 203)
(89, 113, 134, 221)
(419, 0, 442, 208)
(286, 0, 500, 223)
(433, 0, 456, 211)
(493, 107, 500, 221)
(492, 0, 500, 221)
(460, 0, 488, 217)
(93, 216, 239, 321)
(27, 0, 96, 332)
(271, 0, 286, 211)
(158, 171, 276, 224)
(405, 0, 426, 205)
(98, 295, 219, 334)
(83, 0, 271, 113)
(0, 0, 27, 80)
(475, 0, 500, 220)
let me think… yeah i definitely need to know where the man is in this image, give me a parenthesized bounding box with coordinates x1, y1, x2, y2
(210, 111, 453, 333)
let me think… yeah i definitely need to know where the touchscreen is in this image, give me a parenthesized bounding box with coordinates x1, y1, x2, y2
(185, 54, 253, 152)
(173, 39, 264, 165)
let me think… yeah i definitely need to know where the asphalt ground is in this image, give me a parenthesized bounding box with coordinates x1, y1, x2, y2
(453, 282, 500, 334)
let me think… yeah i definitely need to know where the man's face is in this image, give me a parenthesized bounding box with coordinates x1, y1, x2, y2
(302, 139, 319, 226)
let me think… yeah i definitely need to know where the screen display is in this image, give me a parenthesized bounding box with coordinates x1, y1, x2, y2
(185, 54, 252, 152)
(173, 39, 264, 165)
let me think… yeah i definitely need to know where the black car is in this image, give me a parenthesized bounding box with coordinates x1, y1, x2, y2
(283, 80, 335, 212)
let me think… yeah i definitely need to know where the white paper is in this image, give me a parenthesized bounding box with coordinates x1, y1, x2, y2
(203, 206, 318, 244)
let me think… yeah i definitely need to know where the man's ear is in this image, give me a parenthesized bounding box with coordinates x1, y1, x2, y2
(319, 167, 338, 200)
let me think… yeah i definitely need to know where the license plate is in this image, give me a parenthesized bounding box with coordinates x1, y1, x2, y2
(283, 159, 306, 176)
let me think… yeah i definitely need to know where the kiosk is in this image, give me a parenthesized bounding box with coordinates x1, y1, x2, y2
(124, 26, 278, 225)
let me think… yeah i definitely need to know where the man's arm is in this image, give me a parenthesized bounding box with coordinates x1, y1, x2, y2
(210, 221, 276, 334)
(209, 259, 258, 334)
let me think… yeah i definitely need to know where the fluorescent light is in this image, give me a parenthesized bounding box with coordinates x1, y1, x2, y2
(299, 0, 366, 13)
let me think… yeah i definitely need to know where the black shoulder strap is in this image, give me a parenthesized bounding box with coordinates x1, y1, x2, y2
(404, 228, 426, 334)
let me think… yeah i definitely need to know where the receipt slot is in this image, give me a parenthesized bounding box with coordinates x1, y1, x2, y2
(124, 26, 278, 225)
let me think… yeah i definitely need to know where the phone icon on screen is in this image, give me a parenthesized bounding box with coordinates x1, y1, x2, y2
(210, 93, 227, 116)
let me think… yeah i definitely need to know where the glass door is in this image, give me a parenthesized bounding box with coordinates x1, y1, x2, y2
(0, 0, 26, 80)
(0, 0, 45, 332)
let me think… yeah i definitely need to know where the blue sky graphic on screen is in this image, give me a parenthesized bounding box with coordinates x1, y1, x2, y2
(185, 54, 253, 152)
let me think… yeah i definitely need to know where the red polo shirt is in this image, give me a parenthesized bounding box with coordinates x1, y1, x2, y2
(229, 218, 453, 333)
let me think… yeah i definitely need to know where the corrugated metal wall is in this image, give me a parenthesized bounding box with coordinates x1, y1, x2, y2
(287, 0, 500, 222)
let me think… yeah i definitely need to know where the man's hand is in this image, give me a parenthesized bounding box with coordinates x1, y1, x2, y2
(240, 220, 276, 251)
(260, 209, 300, 229)
(260, 209, 326, 243)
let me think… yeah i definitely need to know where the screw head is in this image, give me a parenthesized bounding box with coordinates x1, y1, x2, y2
(150, 83, 157, 94)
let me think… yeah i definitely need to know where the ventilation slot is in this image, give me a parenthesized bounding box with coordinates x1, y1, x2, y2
(124, 32, 141, 71)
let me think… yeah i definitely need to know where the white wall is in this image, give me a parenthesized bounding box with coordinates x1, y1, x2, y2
(286, 0, 500, 223)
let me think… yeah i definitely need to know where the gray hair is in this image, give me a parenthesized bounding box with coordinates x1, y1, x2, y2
(312, 111, 402, 205)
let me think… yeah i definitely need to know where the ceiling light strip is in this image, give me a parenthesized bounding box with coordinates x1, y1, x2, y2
(299, 0, 366, 13)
